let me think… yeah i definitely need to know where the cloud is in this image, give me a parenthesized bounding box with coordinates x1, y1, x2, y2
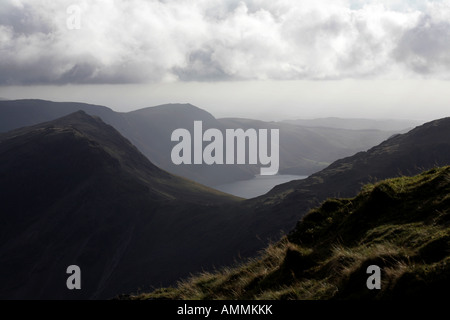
(0, 0, 449, 84)
(394, 2, 450, 75)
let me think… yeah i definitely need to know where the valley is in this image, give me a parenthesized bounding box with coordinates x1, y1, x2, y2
(0, 100, 448, 300)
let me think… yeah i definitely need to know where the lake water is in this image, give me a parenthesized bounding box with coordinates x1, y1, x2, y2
(214, 174, 308, 199)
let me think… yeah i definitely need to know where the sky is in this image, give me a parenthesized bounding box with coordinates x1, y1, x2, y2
(0, 0, 449, 121)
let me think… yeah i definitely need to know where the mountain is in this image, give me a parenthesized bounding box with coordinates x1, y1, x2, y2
(129, 166, 450, 300)
(283, 117, 420, 131)
(124, 104, 258, 185)
(270, 116, 450, 197)
(0, 99, 252, 185)
(0, 99, 400, 186)
(0, 99, 119, 133)
(0, 111, 269, 299)
(219, 117, 400, 175)
(248, 117, 450, 235)
(1, 111, 449, 300)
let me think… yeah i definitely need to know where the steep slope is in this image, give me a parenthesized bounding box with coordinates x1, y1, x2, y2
(0, 111, 260, 300)
(270, 117, 450, 197)
(0, 110, 233, 204)
(0, 99, 399, 186)
(131, 166, 450, 300)
(249, 117, 450, 234)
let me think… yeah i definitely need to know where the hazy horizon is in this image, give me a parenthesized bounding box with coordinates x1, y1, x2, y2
(1, 0, 450, 122)
(0, 80, 446, 123)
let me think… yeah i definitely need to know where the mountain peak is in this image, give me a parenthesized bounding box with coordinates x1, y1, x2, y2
(49, 109, 106, 126)
(129, 103, 216, 120)
(1, 110, 237, 202)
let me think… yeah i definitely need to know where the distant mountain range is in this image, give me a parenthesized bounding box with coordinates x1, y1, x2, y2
(283, 117, 420, 131)
(0, 99, 405, 186)
(0, 102, 448, 299)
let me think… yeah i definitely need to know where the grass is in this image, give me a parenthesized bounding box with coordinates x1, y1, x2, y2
(126, 166, 450, 300)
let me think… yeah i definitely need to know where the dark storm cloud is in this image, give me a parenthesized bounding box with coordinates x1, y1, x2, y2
(0, 0, 449, 85)
(0, 1, 53, 35)
(394, 15, 450, 75)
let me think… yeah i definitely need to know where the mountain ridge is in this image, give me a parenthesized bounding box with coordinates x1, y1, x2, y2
(266, 116, 450, 198)
(0, 99, 403, 186)
(0, 111, 254, 299)
(283, 117, 420, 131)
(0, 110, 235, 203)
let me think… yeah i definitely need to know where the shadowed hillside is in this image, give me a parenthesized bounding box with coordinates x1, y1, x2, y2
(0, 111, 255, 299)
(129, 166, 450, 300)
(248, 117, 450, 236)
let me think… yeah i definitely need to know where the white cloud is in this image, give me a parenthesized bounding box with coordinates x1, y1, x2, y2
(0, 0, 449, 84)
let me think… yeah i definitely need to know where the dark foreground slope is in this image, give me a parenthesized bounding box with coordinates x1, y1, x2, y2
(0, 111, 254, 299)
(132, 166, 450, 300)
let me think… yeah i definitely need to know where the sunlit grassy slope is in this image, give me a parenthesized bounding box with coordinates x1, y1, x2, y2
(129, 166, 450, 300)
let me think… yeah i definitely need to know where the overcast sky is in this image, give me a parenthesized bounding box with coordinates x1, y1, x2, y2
(1, 0, 449, 121)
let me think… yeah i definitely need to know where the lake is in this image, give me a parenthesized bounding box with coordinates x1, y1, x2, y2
(214, 174, 308, 199)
